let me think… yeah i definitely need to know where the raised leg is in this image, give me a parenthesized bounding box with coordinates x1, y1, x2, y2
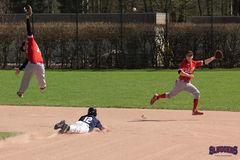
(150, 80, 186, 105)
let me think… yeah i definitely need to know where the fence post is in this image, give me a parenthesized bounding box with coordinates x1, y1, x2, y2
(76, 0, 79, 69)
(209, 0, 214, 69)
(210, 0, 214, 53)
(119, 0, 124, 68)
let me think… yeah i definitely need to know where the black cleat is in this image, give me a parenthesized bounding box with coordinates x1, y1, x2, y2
(40, 86, 46, 93)
(54, 120, 66, 130)
(58, 124, 70, 134)
(17, 92, 24, 98)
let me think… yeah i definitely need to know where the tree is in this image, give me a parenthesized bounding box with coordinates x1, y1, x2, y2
(232, 0, 240, 15)
(0, 0, 9, 23)
(8, 0, 25, 13)
(5, 0, 59, 13)
(33, 0, 48, 13)
(0, 0, 10, 14)
(57, 0, 76, 13)
(197, 0, 203, 16)
(206, 0, 211, 15)
(46, 0, 60, 13)
(143, 0, 148, 12)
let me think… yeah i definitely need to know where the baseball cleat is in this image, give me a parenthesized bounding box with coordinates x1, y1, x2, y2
(54, 120, 66, 130)
(192, 110, 204, 115)
(59, 124, 70, 134)
(150, 94, 159, 105)
(40, 86, 46, 93)
(17, 92, 24, 98)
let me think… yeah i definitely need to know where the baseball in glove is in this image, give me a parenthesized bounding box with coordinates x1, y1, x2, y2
(214, 50, 223, 59)
(24, 5, 32, 17)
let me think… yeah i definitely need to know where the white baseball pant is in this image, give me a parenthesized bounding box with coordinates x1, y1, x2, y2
(69, 121, 90, 133)
(18, 62, 46, 93)
(166, 79, 200, 99)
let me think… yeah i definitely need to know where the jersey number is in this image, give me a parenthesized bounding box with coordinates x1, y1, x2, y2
(83, 117, 93, 124)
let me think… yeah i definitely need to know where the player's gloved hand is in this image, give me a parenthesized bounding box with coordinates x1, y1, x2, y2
(24, 5, 32, 18)
(101, 127, 110, 133)
(15, 68, 20, 75)
(214, 50, 223, 59)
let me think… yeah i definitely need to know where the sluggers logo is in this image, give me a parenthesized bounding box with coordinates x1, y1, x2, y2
(209, 146, 238, 155)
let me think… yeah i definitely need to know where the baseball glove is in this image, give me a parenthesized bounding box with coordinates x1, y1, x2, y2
(214, 50, 223, 59)
(24, 5, 32, 17)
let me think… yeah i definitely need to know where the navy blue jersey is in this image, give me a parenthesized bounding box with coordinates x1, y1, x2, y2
(79, 115, 104, 131)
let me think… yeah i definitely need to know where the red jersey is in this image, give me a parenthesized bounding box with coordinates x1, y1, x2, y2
(178, 59, 203, 81)
(27, 35, 43, 64)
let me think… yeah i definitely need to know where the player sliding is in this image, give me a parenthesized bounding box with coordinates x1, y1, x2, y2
(15, 5, 46, 98)
(54, 107, 108, 134)
(150, 50, 223, 115)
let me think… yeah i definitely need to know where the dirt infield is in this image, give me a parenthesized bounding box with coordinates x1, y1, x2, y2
(0, 106, 239, 160)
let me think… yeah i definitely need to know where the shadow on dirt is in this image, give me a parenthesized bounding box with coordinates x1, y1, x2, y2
(128, 119, 198, 122)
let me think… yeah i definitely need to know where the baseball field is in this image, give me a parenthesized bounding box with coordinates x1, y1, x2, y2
(0, 69, 239, 111)
(0, 69, 239, 160)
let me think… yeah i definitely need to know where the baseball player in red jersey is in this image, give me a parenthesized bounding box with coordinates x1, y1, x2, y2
(15, 5, 46, 98)
(150, 51, 217, 115)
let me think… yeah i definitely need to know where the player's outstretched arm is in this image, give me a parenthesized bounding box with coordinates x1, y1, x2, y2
(99, 126, 111, 133)
(24, 5, 33, 36)
(96, 120, 110, 132)
(204, 56, 216, 65)
(26, 18, 32, 36)
(204, 50, 223, 65)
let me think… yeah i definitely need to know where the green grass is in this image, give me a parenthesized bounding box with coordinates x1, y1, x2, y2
(0, 69, 239, 111)
(0, 132, 18, 140)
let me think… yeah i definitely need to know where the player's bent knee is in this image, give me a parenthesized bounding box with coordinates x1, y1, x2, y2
(193, 91, 200, 99)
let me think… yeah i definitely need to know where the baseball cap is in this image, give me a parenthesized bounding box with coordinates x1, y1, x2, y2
(186, 51, 193, 57)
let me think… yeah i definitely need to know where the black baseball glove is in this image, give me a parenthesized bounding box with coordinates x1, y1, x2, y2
(24, 5, 32, 17)
(214, 50, 224, 59)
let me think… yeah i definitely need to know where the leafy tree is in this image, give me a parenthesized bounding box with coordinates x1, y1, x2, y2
(57, 0, 76, 13)
(0, 0, 10, 14)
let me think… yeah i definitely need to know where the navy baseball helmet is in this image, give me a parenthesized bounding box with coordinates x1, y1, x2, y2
(88, 107, 97, 117)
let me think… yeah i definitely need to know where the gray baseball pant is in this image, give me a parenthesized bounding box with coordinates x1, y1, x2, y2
(166, 79, 200, 99)
(18, 63, 46, 93)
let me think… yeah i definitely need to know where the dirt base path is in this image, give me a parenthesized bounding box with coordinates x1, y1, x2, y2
(0, 106, 239, 160)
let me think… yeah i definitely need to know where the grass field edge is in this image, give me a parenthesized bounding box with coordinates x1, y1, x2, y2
(0, 104, 239, 112)
(0, 132, 20, 140)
